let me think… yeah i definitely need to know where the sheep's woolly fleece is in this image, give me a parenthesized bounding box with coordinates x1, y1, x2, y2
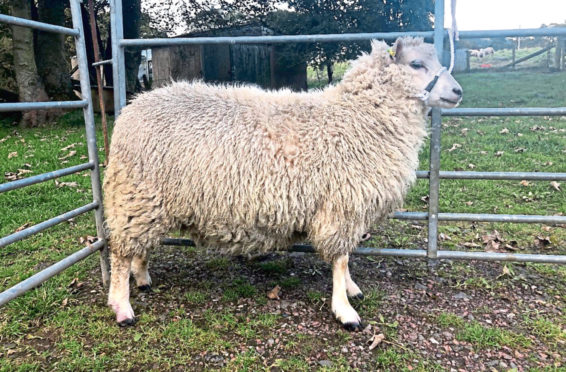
(103, 38, 428, 262)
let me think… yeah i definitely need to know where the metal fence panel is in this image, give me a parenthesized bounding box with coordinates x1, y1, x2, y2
(0, 0, 108, 306)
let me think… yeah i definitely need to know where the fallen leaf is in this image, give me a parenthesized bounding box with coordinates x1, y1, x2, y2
(62, 298, 68, 307)
(14, 222, 31, 233)
(17, 169, 32, 176)
(542, 226, 552, 232)
(448, 143, 462, 152)
(480, 151, 488, 155)
(468, 163, 475, 169)
(463, 242, 481, 248)
(499, 128, 509, 134)
(517, 133, 523, 137)
(550, 181, 561, 191)
(460, 128, 469, 136)
(535, 236, 551, 247)
(68, 277, 79, 288)
(495, 151, 504, 157)
(58, 150, 77, 160)
(544, 161, 553, 166)
(520, 180, 530, 187)
(267, 285, 281, 300)
(8, 151, 17, 159)
(55, 180, 78, 188)
(4, 172, 18, 181)
(368, 333, 385, 350)
(61, 143, 76, 151)
(439, 233, 451, 241)
(465, 201, 474, 206)
(514, 147, 526, 153)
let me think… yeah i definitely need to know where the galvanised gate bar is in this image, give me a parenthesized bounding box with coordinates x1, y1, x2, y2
(1, 1, 566, 307)
(0, 1, 108, 306)
(110, 0, 566, 264)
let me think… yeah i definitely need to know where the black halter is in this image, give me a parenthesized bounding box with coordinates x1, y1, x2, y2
(416, 67, 446, 101)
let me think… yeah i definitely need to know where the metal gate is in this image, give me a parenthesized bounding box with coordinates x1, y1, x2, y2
(1, 0, 566, 308)
(0, 1, 109, 305)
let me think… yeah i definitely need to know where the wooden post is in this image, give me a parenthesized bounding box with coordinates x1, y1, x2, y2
(512, 46, 516, 69)
(87, 0, 109, 166)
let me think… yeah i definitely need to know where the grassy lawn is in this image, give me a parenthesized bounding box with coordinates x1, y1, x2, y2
(0, 69, 565, 370)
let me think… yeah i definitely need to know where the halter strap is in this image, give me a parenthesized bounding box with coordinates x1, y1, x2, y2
(415, 66, 447, 101)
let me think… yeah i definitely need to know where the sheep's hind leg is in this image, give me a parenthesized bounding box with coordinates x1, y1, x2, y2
(131, 253, 152, 291)
(108, 251, 135, 326)
(345, 254, 364, 300)
(332, 254, 364, 331)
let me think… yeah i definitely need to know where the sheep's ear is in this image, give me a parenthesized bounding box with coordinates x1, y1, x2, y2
(370, 39, 393, 65)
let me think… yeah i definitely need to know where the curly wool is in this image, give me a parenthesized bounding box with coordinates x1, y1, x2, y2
(103, 39, 428, 262)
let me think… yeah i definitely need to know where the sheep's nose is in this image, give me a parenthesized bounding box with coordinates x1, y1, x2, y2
(453, 88, 462, 97)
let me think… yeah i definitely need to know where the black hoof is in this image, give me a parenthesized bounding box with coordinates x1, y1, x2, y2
(349, 292, 365, 301)
(117, 318, 136, 327)
(343, 321, 365, 332)
(138, 284, 152, 292)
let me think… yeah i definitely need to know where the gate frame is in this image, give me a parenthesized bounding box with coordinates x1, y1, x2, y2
(110, 0, 566, 264)
(0, 1, 109, 306)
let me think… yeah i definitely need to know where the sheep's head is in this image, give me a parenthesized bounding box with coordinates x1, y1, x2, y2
(386, 37, 463, 108)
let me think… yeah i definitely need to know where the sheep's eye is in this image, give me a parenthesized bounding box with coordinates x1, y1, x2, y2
(410, 60, 424, 69)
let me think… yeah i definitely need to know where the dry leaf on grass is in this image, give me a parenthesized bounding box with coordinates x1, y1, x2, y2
(4, 172, 18, 181)
(8, 151, 17, 159)
(468, 163, 475, 169)
(535, 236, 552, 248)
(79, 236, 98, 247)
(495, 151, 504, 157)
(520, 180, 530, 187)
(267, 285, 281, 300)
(499, 128, 509, 134)
(462, 242, 481, 248)
(514, 147, 526, 153)
(550, 181, 561, 191)
(447, 143, 462, 152)
(517, 133, 523, 137)
(368, 333, 385, 350)
(14, 222, 31, 233)
(465, 201, 474, 206)
(55, 180, 78, 188)
(61, 143, 76, 151)
(58, 150, 77, 160)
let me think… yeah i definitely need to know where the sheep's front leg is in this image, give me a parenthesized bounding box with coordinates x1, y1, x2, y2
(344, 254, 364, 300)
(332, 254, 364, 331)
(108, 252, 135, 326)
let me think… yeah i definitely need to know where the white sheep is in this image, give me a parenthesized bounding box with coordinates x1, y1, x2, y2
(104, 37, 462, 330)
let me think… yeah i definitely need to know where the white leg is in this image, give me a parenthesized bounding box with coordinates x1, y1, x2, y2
(344, 254, 364, 299)
(108, 252, 135, 326)
(332, 254, 363, 331)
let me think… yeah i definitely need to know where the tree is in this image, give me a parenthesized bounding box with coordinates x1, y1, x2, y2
(149, 0, 433, 82)
(36, 0, 74, 100)
(9, 0, 53, 127)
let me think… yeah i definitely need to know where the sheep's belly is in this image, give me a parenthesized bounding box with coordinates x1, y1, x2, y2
(184, 225, 305, 256)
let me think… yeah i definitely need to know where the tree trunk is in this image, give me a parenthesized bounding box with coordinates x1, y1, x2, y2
(36, 0, 73, 100)
(123, 0, 142, 94)
(326, 61, 333, 83)
(9, 0, 52, 127)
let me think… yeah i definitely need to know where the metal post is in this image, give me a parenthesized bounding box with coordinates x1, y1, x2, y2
(70, 0, 110, 288)
(110, 0, 126, 115)
(428, 0, 445, 260)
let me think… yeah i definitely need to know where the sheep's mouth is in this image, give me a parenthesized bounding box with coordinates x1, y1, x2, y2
(440, 97, 459, 105)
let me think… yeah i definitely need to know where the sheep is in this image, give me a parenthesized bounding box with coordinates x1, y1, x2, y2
(482, 47, 495, 56)
(104, 37, 463, 331)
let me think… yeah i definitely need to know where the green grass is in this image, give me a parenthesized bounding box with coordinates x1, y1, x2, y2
(436, 312, 531, 349)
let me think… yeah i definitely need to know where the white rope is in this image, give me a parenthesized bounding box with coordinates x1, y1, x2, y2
(448, 0, 458, 74)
